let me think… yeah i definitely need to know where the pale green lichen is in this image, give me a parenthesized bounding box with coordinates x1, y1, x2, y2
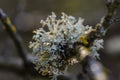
(29, 12, 104, 79)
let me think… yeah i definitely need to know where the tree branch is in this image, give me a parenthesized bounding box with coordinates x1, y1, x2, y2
(86, 0, 120, 46)
(0, 8, 41, 78)
(102, 0, 120, 29)
(0, 8, 28, 64)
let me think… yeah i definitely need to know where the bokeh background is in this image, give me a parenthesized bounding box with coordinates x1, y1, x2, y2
(0, 0, 120, 80)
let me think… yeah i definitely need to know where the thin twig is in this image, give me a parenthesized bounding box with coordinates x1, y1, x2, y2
(102, 0, 120, 29)
(0, 8, 41, 78)
(0, 8, 28, 64)
(86, 0, 120, 46)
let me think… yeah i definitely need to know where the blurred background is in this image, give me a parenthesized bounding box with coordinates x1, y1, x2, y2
(0, 0, 120, 80)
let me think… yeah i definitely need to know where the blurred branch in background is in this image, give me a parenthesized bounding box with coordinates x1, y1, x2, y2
(0, 56, 24, 76)
(0, 8, 27, 64)
(82, 56, 108, 80)
(0, 8, 43, 79)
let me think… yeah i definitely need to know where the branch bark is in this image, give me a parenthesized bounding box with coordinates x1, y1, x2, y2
(81, 0, 120, 48)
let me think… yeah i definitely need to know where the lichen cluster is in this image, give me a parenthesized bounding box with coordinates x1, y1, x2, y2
(29, 12, 104, 79)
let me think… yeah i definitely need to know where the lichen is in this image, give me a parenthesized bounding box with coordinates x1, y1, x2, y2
(29, 12, 104, 79)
